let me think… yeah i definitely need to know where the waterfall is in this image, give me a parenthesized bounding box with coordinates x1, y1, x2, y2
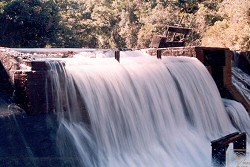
(46, 51, 249, 167)
(232, 67, 250, 101)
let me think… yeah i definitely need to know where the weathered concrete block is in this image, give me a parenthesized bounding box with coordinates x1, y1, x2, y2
(14, 71, 54, 115)
(31, 61, 50, 71)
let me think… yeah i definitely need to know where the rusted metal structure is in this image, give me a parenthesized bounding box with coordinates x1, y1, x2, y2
(150, 26, 191, 48)
(211, 132, 247, 167)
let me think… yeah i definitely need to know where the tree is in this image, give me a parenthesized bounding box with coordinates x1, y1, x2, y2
(53, 0, 98, 48)
(176, 0, 199, 14)
(202, 0, 250, 50)
(0, 0, 248, 50)
(0, 0, 60, 48)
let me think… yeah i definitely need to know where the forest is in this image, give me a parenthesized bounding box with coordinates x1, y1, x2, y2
(0, 0, 249, 50)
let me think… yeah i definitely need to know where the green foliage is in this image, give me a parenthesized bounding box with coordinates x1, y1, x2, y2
(175, 0, 199, 13)
(202, 0, 250, 51)
(205, 14, 223, 26)
(0, 0, 249, 50)
(54, 0, 98, 48)
(0, 0, 61, 48)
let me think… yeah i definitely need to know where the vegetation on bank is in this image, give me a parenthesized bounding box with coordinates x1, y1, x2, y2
(0, 0, 249, 50)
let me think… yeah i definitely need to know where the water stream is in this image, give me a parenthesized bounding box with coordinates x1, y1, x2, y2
(43, 51, 250, 167)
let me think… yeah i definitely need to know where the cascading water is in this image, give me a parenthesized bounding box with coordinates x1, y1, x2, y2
(232, 67, 250, 101)
(223, 99, 250, 136)
(45, 51, 250, 167)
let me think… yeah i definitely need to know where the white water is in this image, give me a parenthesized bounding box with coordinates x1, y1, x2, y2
(232, 67, 250, 101)
(46, 51, 250, 167)
(223, 99, 250, 167)
(223, 99, 250, 136)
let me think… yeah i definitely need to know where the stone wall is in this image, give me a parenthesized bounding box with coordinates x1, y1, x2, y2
(0, 48, 16, 101)
(0, 47, 36, 102)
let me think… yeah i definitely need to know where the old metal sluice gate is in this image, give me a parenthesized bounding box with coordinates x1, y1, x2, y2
(211, 132, 247, 166)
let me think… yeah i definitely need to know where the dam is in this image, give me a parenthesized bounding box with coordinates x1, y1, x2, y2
(0, 47, 249, 166)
